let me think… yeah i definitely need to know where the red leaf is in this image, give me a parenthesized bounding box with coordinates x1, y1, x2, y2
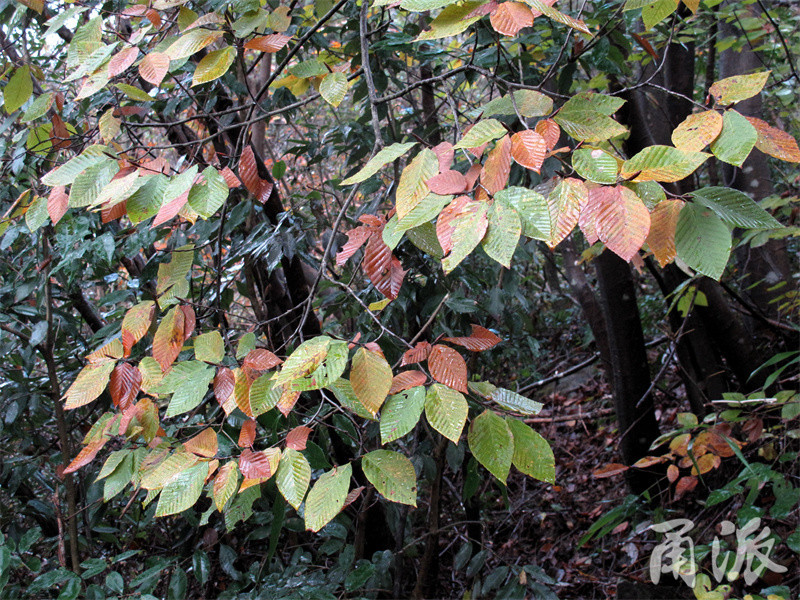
(238, 146, 274, 204)
(180, 305, 196, 340)
(335, 225, 372, 267)
(426, 170, 468, 195)
(152, 188, 190, 227)
(243, 348, 283, 373)
(464, 163, 482, 192)
(400, 341, 431, 366)
(47, 186, 68, 224)
(427, 344, 468, 393)
(286, 425, 312, 450)
(343, 486, 365, 508)
(359, 214, 384, 228)
(220, 166, 241, 188)
(109, 362, 142, 410)
(238, 419, 256, 448)
(674, 476, 697, 500)
(480, 134, 511, 194)
(432, 141, 455, 172)
(443, 324, 502, 352)
(244, 34, 292, 53)
(592, 463, 629, 478)
(214, 367, 235, 408)
(239, 448, 274, 479)
(101, 200, 127, 223)
(63, 440, 106, 474)
(389, 370, 427, 394)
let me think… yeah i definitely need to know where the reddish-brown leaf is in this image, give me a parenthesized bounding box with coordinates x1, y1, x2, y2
(214, 367, 235, 411)
(243, 348, 283, 372)
(359, 214, 384, 228)
(101, 199, 127, 223)
(742, 417, 763, 444)
(145, 8, 161, 29)
(578, 185, 614, 245)
(547, 177, 588, 249)
(426, 170, 467, 195)
(152, 188, 190, 227)
(64, 440, 106, 474)
(238, 419, 256, 448)
(335, 225, 372, 267)
(388, 370, 427, 394)
(511, 130, 547, 172)
(432, 141, 455, 172)
(674, 475, 697, 500)
(50, 113, 70, 149)
(234, 368, 253, 418)
(400, 341, 432, 366)
(122, 5, 147, 16)
(180, 305, 196, 340)
(481, 134, 512, 195)
(343, 486, 365, 508)
(244, 34, 292, 53)
(646, 198, 683, 267)
(443, 324, 502, 352)
(185, 428, 218, 457)
(152, 307, 185, 371)
(277, 388, 300, 416)
(286, 425, 312, 450)
(592, 463, 629, 478)
(489, 1, 533, 36)
(535, 119, 561, 150)
(468, 0, 498, 18)
(464, 163, 483, 192)
(109, 362, 142, 410)
(121, 301, 155, 357)
(220, 166, 241, 188)
(239, 448, 274, 479)
(138, 52, 170, 86)
(666, 464, 680, 483)
(363, 234, 406, 300)
(47, 186, 68, 224)
(427, 344, 468, 393)
(238, 146, 274, 204)
(746, 116, 800, 163)
(631, 455, 667, 469)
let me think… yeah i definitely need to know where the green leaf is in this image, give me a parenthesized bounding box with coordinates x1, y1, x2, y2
(425, 383, 468, 443)
(641, 0, 678, 30)
(506, 418, 555, 483)
(187, 167, 228, 218)
(675, 203, 732, 280)
(350, 347, 393, 416)
(155, 461, 209, 517)
(166, 29, 224, 60)
(400, 0, 454, 11)
(194, 331, 224, 363)
(380, 386, 426, 444)
(468, 410, 513, 483)
(276, 448, 311, 510)
(320, 72, 348, 107)
(396, 193, 451, 233)
(4, 65, 33, 114)
(620, 145, 709, 182)
(572, 148, 619, 184)
(554, 109, 627, 142)
(127, 174, 168, 223)
(156, 244, 194, 297)
(164, 363, 215, 418)
(396, 149, 439, 219)
(21, 92, 54, 122)
(192, 46, 235, 86)
(709, 71, 770, 106)
(275, 336, 348, 391)
(304, 463, 352, 532)
(69, 160, 119, 208)
(250, 373, 281, 416)
(440, 197, 489, 274)
(481, 198, 521, 268)
(341, 142, 417, 185)
(690, 187, 781, 230)
(362, 450, 417, 506)
(289, 59, 328, 78)
(237, 332, 256, 360)
(328, 378, 377, 420)
(382, 215, 404, 250)
(495, 187, 550, 240)
(453, 119, 507, 150)
(407, 222, 444, 258)
(470, 382, 544, 415)
(41, 145, 109, 186)
(116, 83, 154, 102)
(25, 195, 49, 232)
(416, 1, 483, 41)
(561, 92, 625, 116)
(478, 90, 553, 119)
(709, 110, 757, 167)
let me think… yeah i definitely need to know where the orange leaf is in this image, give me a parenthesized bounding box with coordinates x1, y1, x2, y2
(152, 307, 185, 371)
(667, 464, 680, 483)
(185, 428, 219, 457)
(343, 486, 365, 508)
(243, 348, 283, 374)
(152, 187, 191, 227)
(364, 234, 406, 300)
(481, 134, 512, 195)
(585, 186, 650, 261)
(464, 163, 482, 192)
(746, 116, 800, 163)
(631, 455, 666, 469)
(674, 475, 697, 500)
(646, 198, 684, 267)
(428, 344, 468, 393)
(234, 368, 253, 417)
(671, 110, 723, 152)
(443, 324, 502, 352)
(335, 225, 372, 267)
(145, 8, 161, 29)
(238, 146, 274, 204)
(238, 419, 256, 448)
(535, 119, 561, 150)
(277, 388, 300, 416)
(101, 199, 127, 223)
(511, 130, 547, 173)
(64, 440, 106, 474)
(691, 453, 720, 476)
(47, 186, 68, 224)
(109, 362, 141, 410)
(108, 47, 139, 77)
(214, 367, 236, 414)
(547, 177, 588, 249)
(220, 166, 241, 188)
(426, 170, 467, 195)
(122, 301, 155, 357)
(239, 448, 274, 479)
(244, 34, 292, 53)
(138, 52, 170, 86)
(286, 425, 312, 450)
(592, 463, 629, 478)
(389, 370, 427, 394)
(490, 1, 534, 36)
(400, 341, 431, 366)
